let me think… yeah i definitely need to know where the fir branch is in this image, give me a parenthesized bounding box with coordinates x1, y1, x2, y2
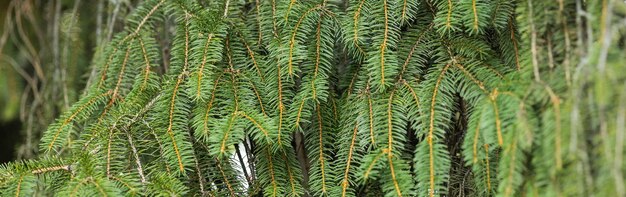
(287, 5, 323, 78)
(43, 90, 112, 153)
(368, 93, 377, 145)
(509, 20, 520, 71)
(340, 124, 358, 197)
(137, 36, 153, 92)
(379, 0, 390, 88)
(167, 75, 186, 172)
(3, 1, 616, 196)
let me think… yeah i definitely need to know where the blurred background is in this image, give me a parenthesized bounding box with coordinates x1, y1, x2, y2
(0, 0, 138, 163)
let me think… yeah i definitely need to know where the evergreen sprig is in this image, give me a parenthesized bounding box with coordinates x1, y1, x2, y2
(1, 0, 625, 196)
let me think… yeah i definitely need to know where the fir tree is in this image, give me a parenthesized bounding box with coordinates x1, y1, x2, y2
(1, 0, 625, 196)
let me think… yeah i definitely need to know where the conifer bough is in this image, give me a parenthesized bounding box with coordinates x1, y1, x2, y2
(1, 0, 626, 196)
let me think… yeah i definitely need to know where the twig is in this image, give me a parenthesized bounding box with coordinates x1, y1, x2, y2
(224, 0, 230, 17)
(123, 127, 146, 184)
(14, 1, 45, 82)
(59, 0, 83, 109)
(32, 165, 72, 174)
(526, 0, 541, 82)
(106, 0, 121, 42)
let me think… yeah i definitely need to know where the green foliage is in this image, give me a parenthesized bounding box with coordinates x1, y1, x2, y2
(1, 0, 626, 196)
